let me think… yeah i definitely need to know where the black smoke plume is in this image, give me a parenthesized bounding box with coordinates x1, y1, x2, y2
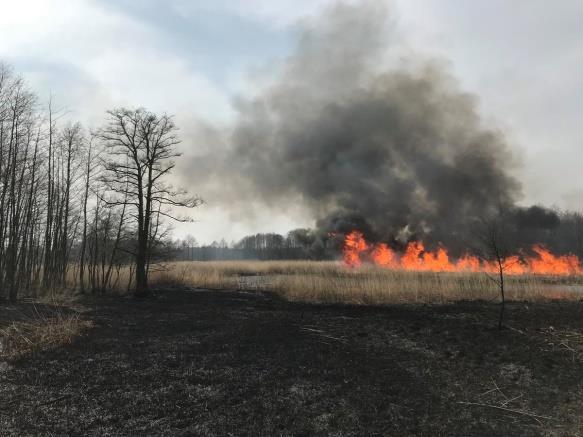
(185, 1, 575, 254)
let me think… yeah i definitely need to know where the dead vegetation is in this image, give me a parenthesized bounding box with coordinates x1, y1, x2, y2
(145, 260, 583, 305)
(0, 302, 92, 361)
(5, 259, 575, 363)
(1, 261, 581, 434)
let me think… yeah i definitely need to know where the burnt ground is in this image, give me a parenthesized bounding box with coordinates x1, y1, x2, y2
(1, 289, 583, 436)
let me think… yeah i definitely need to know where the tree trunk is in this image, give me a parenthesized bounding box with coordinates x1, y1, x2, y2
(498, 260, 505, 330)
(79, 141, 92, 293)
(135, 231, 149, 297)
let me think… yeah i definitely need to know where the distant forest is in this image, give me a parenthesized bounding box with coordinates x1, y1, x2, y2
(174, 229, 338, 261)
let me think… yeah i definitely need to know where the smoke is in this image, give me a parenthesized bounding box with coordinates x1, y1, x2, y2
(513, 205, 560, 230)
(184, 1, 536, 250)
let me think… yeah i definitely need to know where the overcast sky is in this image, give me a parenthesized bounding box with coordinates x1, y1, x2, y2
(1, 0, 582, 243)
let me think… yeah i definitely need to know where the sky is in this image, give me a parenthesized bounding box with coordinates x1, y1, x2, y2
(1, 0, 582, 244)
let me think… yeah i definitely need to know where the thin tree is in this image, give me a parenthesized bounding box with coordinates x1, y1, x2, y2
(475, 211, 517, 329)
(78, 137, 94, 292)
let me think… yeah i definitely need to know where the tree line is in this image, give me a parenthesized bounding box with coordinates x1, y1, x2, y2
(175, 229, 340, 261)
(0, 63, 200, 302)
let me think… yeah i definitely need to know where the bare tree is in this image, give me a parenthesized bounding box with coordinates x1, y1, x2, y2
(475, 211, 517, 329)
(97, 108, 202, 297)
(0, 63, 43, 301)
(0, 63, 203, 302)
(78, 136, 95, 292)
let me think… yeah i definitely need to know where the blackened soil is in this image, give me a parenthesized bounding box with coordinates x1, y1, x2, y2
(1, 289, 583, 436)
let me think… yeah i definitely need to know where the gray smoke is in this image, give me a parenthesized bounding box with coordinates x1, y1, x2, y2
(185, 1, 527, 249)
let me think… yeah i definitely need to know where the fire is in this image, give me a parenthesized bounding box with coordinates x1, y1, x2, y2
(527, 245, 581, 275)
(342, 231, 583, 275)
(343, 230, 368, 267)
(371, 243, 397, 267)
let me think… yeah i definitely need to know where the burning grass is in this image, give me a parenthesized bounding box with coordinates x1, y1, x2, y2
(147, 260, 583, 305)
(343, 230, 583, 275)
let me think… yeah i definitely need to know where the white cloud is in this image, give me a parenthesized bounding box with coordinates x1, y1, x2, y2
(0, 0, 233, 124)
(172, 0, 342, 28)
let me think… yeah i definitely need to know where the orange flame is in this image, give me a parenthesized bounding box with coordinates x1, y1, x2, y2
(342, 230, 583, 275)
(343, 231, 368, 267)
(371, 243, 397, 268)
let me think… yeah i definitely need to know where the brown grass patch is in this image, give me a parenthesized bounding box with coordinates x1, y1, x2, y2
(0, 304, 93, 360)
(147, 260, 583, 305)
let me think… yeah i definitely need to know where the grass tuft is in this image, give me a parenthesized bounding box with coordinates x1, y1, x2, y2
(0, 305, 93, 360)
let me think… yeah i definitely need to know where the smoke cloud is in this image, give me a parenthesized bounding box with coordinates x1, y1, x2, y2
(184, 1, 535, 249)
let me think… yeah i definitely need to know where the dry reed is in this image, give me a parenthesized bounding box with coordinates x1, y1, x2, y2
(0, 303, 93, 360)
(147, 261, 583, 305)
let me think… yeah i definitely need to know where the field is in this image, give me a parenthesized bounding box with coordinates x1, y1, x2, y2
(1, 288, 583, 436)
(2, 261, 583, 436)
(147, 260, 583, 304)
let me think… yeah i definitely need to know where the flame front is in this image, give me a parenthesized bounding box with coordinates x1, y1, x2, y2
(343, 231, 369, 267)
(342, 231, 583, 275)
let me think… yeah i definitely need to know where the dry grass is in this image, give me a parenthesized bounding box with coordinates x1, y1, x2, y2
(0, 303, 93, 360)
(147, 260, 583, 305)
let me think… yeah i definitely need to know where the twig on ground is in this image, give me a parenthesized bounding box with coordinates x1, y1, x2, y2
(490, 378, 508, 401)
(458, 401, 556, 423)
(37, 394, 72, 407)
(501, 394, 523, 407)
(300, 326, 348, 344)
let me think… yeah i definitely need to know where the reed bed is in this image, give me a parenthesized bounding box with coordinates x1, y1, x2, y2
(147, 260, 583, 305)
